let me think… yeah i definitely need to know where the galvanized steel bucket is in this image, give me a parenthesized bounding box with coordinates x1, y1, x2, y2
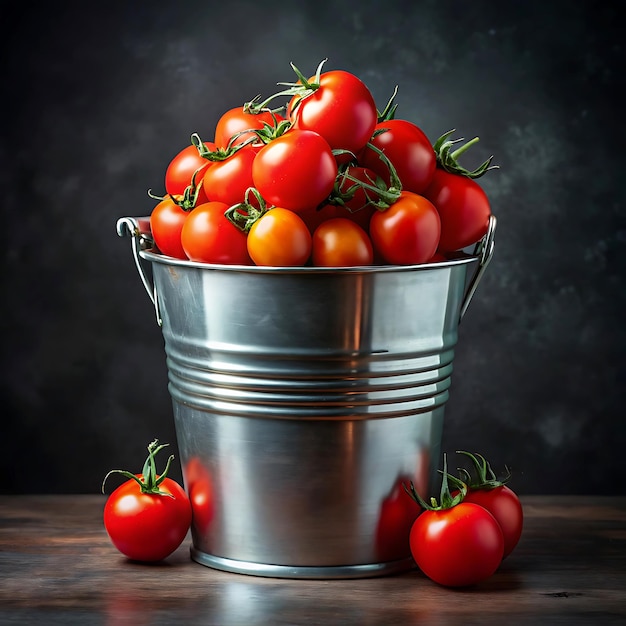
(117, 214, 496, 579)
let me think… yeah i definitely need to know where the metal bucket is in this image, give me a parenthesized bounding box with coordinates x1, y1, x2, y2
(117, 215, 496, 579)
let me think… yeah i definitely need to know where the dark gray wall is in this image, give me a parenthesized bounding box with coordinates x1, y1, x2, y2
(2, 1, 624, 494)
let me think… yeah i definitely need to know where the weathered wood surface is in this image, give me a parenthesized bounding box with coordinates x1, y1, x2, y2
(1, 495, 625, 625)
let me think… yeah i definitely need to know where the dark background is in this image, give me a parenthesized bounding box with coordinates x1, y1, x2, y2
(1, 0, 624, 495)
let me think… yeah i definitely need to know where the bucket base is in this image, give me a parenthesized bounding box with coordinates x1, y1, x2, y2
(190, 547, 416, 580)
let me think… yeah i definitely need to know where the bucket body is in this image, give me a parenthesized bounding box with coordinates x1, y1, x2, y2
(141, 249, 479, 578)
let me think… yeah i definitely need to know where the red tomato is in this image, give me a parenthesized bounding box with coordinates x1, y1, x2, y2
(289, 69, 377, 155)
(214, 106, 284, 149)
(247, 207, 312, 266)
(165, 141, 215, 203)
(252, 130, 337, 213)
(454, 451, 523, 558)
(423, 168, 492, 252)
(102, 440, 192, 562)
(463, 486, 523, 558)
(359, 119, 436, 194)
(181, 201, 251, 265)
(150, 196, 189, 260)
(409, 501, 504, 587)
(312, 217, 373, 267)
(369, 191, 441, 264)
(202, 145, 258, 206)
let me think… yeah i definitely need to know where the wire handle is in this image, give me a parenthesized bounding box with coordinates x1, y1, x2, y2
(116, 216, 162, 326)
(459, 214, 497, 322)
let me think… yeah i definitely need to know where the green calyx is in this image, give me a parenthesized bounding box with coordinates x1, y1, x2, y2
(148, 163, 205, 211)
(101, 439, 175, 497)
(404, 454, 468, 511)
(376, 85, 399, 122)
(253, 58, 327, 114)
(337, 139, 403, 211)
(433, 129, 499, 179)
(328, 161, 400, 211)
(456, 450, 511, 490)
(224, 187, 269, 233)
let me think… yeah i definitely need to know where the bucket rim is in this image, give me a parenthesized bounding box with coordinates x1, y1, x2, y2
(139, 247, 479, 274)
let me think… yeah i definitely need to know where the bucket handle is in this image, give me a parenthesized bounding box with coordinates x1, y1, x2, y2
(116, 213, 497, 327)
(459, 214, 497, 322)
(116, 216, 162, 326)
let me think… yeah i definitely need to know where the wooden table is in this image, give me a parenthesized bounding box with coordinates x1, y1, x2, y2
(1, 495, 625, 625)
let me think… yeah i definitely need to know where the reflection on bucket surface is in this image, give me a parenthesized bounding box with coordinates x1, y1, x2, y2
(117, 215, 496, 579)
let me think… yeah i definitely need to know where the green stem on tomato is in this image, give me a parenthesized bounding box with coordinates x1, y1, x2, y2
(101, 439, 175, 497)
(224, 187, 269, 233)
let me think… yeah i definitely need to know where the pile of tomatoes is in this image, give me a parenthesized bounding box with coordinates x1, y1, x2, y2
(149, 60, 496, 267)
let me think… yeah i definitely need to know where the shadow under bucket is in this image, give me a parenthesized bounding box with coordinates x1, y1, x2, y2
(117, 215, 496, 579)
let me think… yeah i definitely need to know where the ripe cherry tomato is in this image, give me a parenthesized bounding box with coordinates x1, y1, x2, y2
(165, 141, 215, 203)
(252, 129, 337, 213)
(214, 106, 283, 149)
(181, 201, 251, 265)
(289, 69, 378, 155)
(247, 207, 312, 266)
(454, 451, 523, 558)
(150, 196, 189, 260)
(312, 217, 373, 267)
(463, 486, 523, 558)
(102, 440, 192, 562)
(359, 119, 436, 195)
(409, 501, 504, 587)
(423, 168, 492, 252)
(202, 145, 259, 206)
(369, 191, 441, 264)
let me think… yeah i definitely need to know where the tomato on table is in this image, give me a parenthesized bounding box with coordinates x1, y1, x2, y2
(405, 456, 504, 587)
(454, 451, 524, 558)
(102, 440, 192, 563)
